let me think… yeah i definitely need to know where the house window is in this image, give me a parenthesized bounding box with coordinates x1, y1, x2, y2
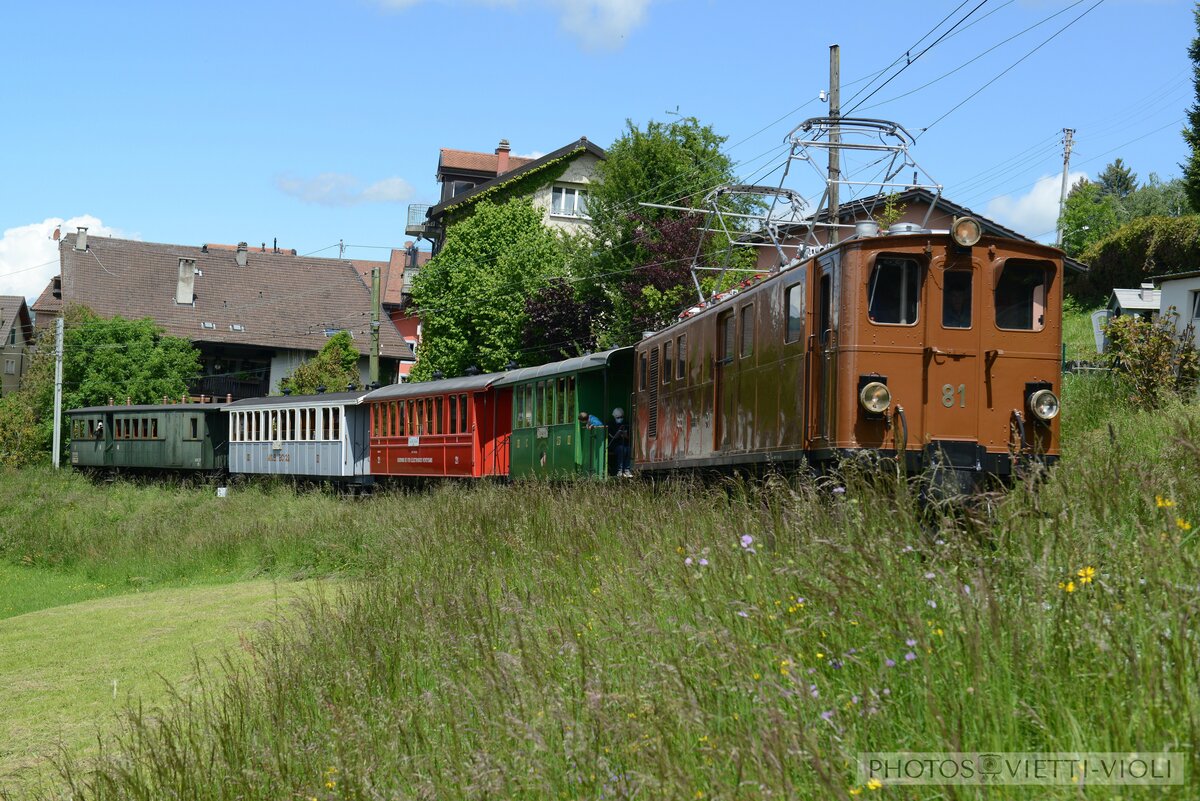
(551, 185, 589, 218)
(1191, 291, 1200, 320)
(3, 359, 14, 375)
(450, 180, 475, 198)
(7, 328, 14, 346)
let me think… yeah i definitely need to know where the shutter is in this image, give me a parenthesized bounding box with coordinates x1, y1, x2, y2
(648, 347, 660, 439)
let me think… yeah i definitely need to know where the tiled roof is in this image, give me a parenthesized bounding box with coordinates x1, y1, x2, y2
(438, 149, 535, 176)
(31, 277, 62, 319)
(350, 248, 432, 306)
(58, 234, 414, 359)
(0, 296, 33, 345)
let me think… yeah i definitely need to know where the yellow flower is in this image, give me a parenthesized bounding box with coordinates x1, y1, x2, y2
(849, 788, 863, 796)
(1177, 518, 1192, 531)
(752, 672, 761, 680)
(1064, 581, 1076, 593)
(1077, 566, 1095, 584)
(816, 652, 825, 659)
(695, 791, 705, 799)
(867, 778, 883, 791)
(779, 659, 792, 676)
(1156, 495, 1176, 508)
(325, 781, 336, 790)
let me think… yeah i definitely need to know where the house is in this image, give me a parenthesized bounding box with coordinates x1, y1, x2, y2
(350, 241, 432, 378)
(40, 230, 415, 399)
(1108, 283, 1161, 320)
(1156, 270, 1200, 348)
(0, 296, 34, 396)
(754, 187, 1090, 275)
(406, 137, 607, 253)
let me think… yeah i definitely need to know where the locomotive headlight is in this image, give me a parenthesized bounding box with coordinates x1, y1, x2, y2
(859, 381, 891, 414)
(951, 216, 982, 248)
(1029, 388, 1060, 421)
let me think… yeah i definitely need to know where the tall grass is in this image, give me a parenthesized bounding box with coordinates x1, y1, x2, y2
(26, 398, 1200, 800)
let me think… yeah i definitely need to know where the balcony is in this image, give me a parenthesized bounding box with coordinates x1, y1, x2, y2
(405, 204, 431, 238)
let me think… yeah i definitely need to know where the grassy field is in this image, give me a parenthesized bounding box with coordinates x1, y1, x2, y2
(0, 371, 1195, 799)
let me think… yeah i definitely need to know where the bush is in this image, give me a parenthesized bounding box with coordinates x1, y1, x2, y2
(1103, 308, 1199, 408)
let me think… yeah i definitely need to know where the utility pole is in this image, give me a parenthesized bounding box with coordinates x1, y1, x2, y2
(1056, 128, 1075, 248)
(369, 266, 381, 386)
(828, 44, 841, 246)
(51, 317, 63, 469)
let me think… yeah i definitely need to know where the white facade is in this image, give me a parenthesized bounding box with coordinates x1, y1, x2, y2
(531, 152, 603, 235)
(1160, 275, 1200, 347)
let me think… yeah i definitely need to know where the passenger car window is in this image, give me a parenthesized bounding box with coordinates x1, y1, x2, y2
(942, 271, 972, 329)
(995, 260, 1049, 331)
(868, 257, 920, 325)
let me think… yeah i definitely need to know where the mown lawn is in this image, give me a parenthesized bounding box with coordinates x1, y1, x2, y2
(0, 580, 311, 796)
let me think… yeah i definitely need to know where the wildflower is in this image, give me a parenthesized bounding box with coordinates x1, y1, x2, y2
(1077, 566, 1096, 584)
(905, 638, 917, 647)
(779, 659, 792, 676)
(829, 659, 843, 670)
(885, 658, 896, 668)
(685, 557, 693, 566)
(820, 710, 834, 721)
(1156, 495, 1176, 508)
(699, 558, 709, 567)
(901, 545, 914, 553)
(867, 778, 883, 791)
(904, 651, 917, 661)
(816, 652, 825, 659)
(851, 694, 859, 704)
(833, 486, 846, 495)
(809, 684, 819, 698)
(924, 572, 936, 580)
(737, 610, 748, 618)
(934, 628, 944, 637)
(752, 672, 761, 680)
(849, 788, 863, 796)
(963, 584, 971, 595)
(1062, 581, 1076, 593)
(927, 599, 938, 609)
(1177, 518, 1192, 532)
(740, 534, 754, 549)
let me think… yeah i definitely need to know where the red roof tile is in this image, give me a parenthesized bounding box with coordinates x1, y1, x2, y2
(438, 149, 534, 176)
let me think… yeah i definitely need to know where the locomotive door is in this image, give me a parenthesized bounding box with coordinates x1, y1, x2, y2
(923, 262, 982, 447)
(812, 255, 838, 445)
(714, 310, 736, 450)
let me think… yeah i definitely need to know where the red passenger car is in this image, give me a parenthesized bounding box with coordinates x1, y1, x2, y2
(363, 373, 511, 479)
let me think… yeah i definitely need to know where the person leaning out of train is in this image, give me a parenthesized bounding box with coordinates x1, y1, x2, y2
(609, 408, 632, 478)
(578, 411, 604, 429)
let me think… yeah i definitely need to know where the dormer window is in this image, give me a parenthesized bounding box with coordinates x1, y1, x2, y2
(451, 180, 475, 198)
(551, 185, 589, 218)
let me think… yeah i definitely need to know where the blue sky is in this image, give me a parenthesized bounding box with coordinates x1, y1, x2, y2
(0, 0, 1192, 301)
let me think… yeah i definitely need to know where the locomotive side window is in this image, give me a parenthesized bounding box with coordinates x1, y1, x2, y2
(942, 271, 973, 329)
(868, 257, 920, 325)
(567, 377, 576, 419)
(740, 305, 754, 358)
(639, 352, 648, 390)
(459, 394, 468, 433)
(995, 260, 1049, 331)
(785, 284, 804, 343)
(676, 334, 686, 380)
(718, 311, 735, 364)
(663, 341, 672, 384)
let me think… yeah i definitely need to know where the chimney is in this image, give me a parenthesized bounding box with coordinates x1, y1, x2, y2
(1140, 282, 1155, 302)
(176, 258, 197, 305)
(496, 139, 511, 174)
(74, 227, 88, 252)
(236, 242, 248, 267)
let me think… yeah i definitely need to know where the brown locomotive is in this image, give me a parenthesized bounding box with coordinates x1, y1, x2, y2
(631, 219, 1062, 489)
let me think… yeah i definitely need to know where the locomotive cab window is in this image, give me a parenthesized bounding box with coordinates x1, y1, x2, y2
(868, 257, 920, 325)
(995, 259, 1051, 331)
(718, 311, 735, 365)
(740, 305, 754, 358)
(942, 271, 973, 329)
(785, 283, 804, 343)
(676, 334, 687, 380)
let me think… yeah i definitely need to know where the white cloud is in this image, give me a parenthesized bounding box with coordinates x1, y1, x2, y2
(0, 215, 125, 304)
(275, 173, 414, 206)
(984, 171, 1088, 241)
(374, 0, 652, 49)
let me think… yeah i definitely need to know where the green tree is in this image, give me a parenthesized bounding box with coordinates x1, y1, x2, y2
(1067, 215, 1200, 301)
(0, 307, 201, 466)
(1096, 158, 1138, 200)
(1184, 3, 1200, 210)
(579, 117, 748, 345)
(1061, 179, 1120, 256)
(1104, 308, 1199, 408)
(410, 198, 565, 380)
(1123, 173, 1194, 219)
(280, 331, 360, 395)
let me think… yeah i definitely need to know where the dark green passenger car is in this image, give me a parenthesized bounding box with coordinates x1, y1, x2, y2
(68, 403, 230, 472)
(495, 348, 633, 479)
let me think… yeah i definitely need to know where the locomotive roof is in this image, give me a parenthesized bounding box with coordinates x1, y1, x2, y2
(492, 347, 632, 387)
(224, 390, 370, 409)
(69, 403, 230, 414)
(363, 372, 505, 401)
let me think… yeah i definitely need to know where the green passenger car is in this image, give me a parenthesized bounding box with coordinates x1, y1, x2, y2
(494, 348, 633, 479)
(68, 403, 230, 472)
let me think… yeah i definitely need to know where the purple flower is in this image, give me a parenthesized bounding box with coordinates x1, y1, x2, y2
(736, 610, 749, 618)
(846, 647, 858, 655)
(809, 684, 819, 698)
(904, 651, 917, 662)
(698, 558, 709, 567)
(829, 659, 843, 670)
(927, 599, 938, 609)
(820, 710, 834, 721)
(832, 486, 846, 495)
(685, 557, 693, 566)
(851, 694, 859, 705)
(882, 688, 891, 696)
(740, 534, 754, 549)
(924, 572, 936, 580)
(905, 638, 917, 647)
(885, 658, 896, 668)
